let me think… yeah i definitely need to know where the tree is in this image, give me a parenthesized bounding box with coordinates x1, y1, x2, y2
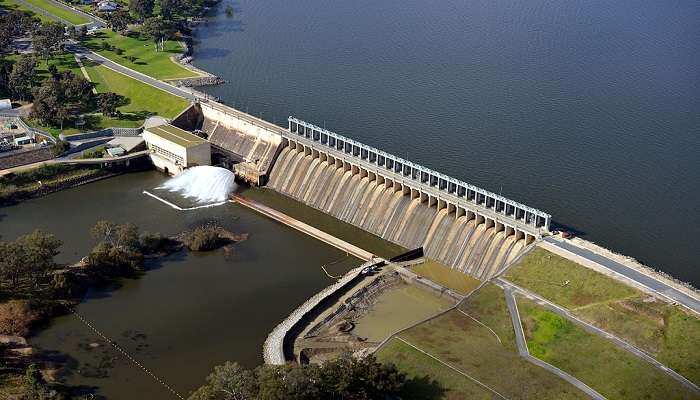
(109, 10, 132, 33)
(32, 22, 65, 63)
(141, 16, 172, 51)
(97, 92, 120, 117)
(129, 0, 154, 21)
(31, 83, 67, 128)
(25, 363, 48, 399)
(8, 54, 37, 101)
(18, 230, 62, 287)
(0, 240, 27, 289)
(158, 0, 182, 22)
(0, 11, 35, 54)
(189, 362, 257, 400)
(188, 356, 406, 400)
(91, 220, 140, 251)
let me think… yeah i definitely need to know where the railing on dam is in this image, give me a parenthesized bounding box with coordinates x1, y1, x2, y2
(288, 117, 551, 234)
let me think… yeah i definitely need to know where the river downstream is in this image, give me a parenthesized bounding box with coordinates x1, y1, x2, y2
(0, 171, 359, 398)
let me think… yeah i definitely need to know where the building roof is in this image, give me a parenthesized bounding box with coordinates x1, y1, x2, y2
(0, 99, 11, 110)
(107, 136, 144, 153)
(145, 124, 207, 149)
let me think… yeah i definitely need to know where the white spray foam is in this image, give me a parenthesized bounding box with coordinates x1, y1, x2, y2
(157, 166, 237, 204)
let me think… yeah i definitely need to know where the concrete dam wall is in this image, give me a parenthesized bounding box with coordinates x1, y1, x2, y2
(176, 101, 551, 280)
(267, 144, 528, 280)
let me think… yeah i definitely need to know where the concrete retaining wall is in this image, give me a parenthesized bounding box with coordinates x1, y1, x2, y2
(263, 261, 376, 365)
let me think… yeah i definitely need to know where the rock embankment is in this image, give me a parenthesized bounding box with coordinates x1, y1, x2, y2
(263, 261, 378, 365)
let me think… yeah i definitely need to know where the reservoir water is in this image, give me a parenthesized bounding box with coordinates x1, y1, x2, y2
(0, 172, 359, 398)
(193, 0, 700, 285)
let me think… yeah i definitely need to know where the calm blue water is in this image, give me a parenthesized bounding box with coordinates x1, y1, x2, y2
(193, 0, 700, 285)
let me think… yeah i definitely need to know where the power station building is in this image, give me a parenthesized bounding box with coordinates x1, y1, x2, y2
(143, 123, 210, 175)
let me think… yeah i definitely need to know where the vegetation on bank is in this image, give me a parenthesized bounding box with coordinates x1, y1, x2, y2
(377, 284, 587, 399)
(0, 164, 110, 204)
(84, 29, 198, 80)
(188, 356, 407, 400)
(506, 247, 700, 385)
(518, 296, 697, 399)
(0, 218, 238, 398)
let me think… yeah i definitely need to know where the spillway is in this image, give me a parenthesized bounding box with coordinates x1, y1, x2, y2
(268, 146, 532, 280)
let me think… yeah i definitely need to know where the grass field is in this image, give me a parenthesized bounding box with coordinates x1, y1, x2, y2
(0, 0, 51, 22)
(84, 30, 199, 80)
(24, 0, 89, 25)
(377, 284, 586, 399)
(411, 260, 481, 295)
(518, 296, 697, 399)
(377, 339, 493, 400)
(505, 247, 637, 309)
(83, 60, 189, 123)
(506, 247, 700, 385)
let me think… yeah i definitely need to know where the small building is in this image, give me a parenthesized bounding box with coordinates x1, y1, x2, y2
(13, 136, 33, 146)
(143, 123, 210, 175)
(0, 99, 11, 111)
(107, 136, 145, 153)
(96, 1, 118, 12)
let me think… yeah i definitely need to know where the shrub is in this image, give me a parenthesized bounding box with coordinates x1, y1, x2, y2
(114, 47, 123, 55)
(139, 232, 171, 253)
(0, 300, 39, 336)
(184, 225, 222, 252)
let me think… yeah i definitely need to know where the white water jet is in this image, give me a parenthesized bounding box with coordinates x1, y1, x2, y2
(157, 166, 237, 204)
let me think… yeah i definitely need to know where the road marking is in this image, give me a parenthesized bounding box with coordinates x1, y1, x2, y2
(456, 308, 502, 345)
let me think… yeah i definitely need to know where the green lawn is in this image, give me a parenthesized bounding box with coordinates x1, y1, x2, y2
(505, 247, 637, 309)
(506, 247, 700, 385)
(377, 284, 586, 400)
(24, 0, 89, 25)
(0, 0, 52, 22)
(83, 60, 189, 124)
(83, 30, 199, 80)
(519, 297, 697, 400)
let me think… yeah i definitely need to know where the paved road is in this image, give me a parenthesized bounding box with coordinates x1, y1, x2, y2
(499, 278, 700, 394)
(502, 286, 606, 399)
(15, 0, 105, 28)
(543, 237, 700, 314)
(69, 45, 197, 101)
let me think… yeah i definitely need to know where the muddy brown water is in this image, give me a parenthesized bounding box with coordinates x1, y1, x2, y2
(0, 171, 365, 399)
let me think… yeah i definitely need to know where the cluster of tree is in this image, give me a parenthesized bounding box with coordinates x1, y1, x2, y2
(0, 230, 62, 292)
(189, 356, 406, 400)
(31, 68, 95, 129)
(32, 22, 65, 64)
(129, 0, 209, 23)
(0, 10, 37, 55)
(87, 220, 173, 277)
(183, 225, 224, 251)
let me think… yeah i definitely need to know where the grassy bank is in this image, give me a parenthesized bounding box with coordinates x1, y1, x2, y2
(81, 60, 189, 127)
(24, 0, 89, 25)
(518, 296, 697, 399)
(377, 284, 586, 399)
(0, 164, 110, 203)
(83, 30, 199, 80)
(505, 247, 700, 385)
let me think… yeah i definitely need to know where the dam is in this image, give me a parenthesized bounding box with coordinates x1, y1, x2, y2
(170, 101, 551, 280)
